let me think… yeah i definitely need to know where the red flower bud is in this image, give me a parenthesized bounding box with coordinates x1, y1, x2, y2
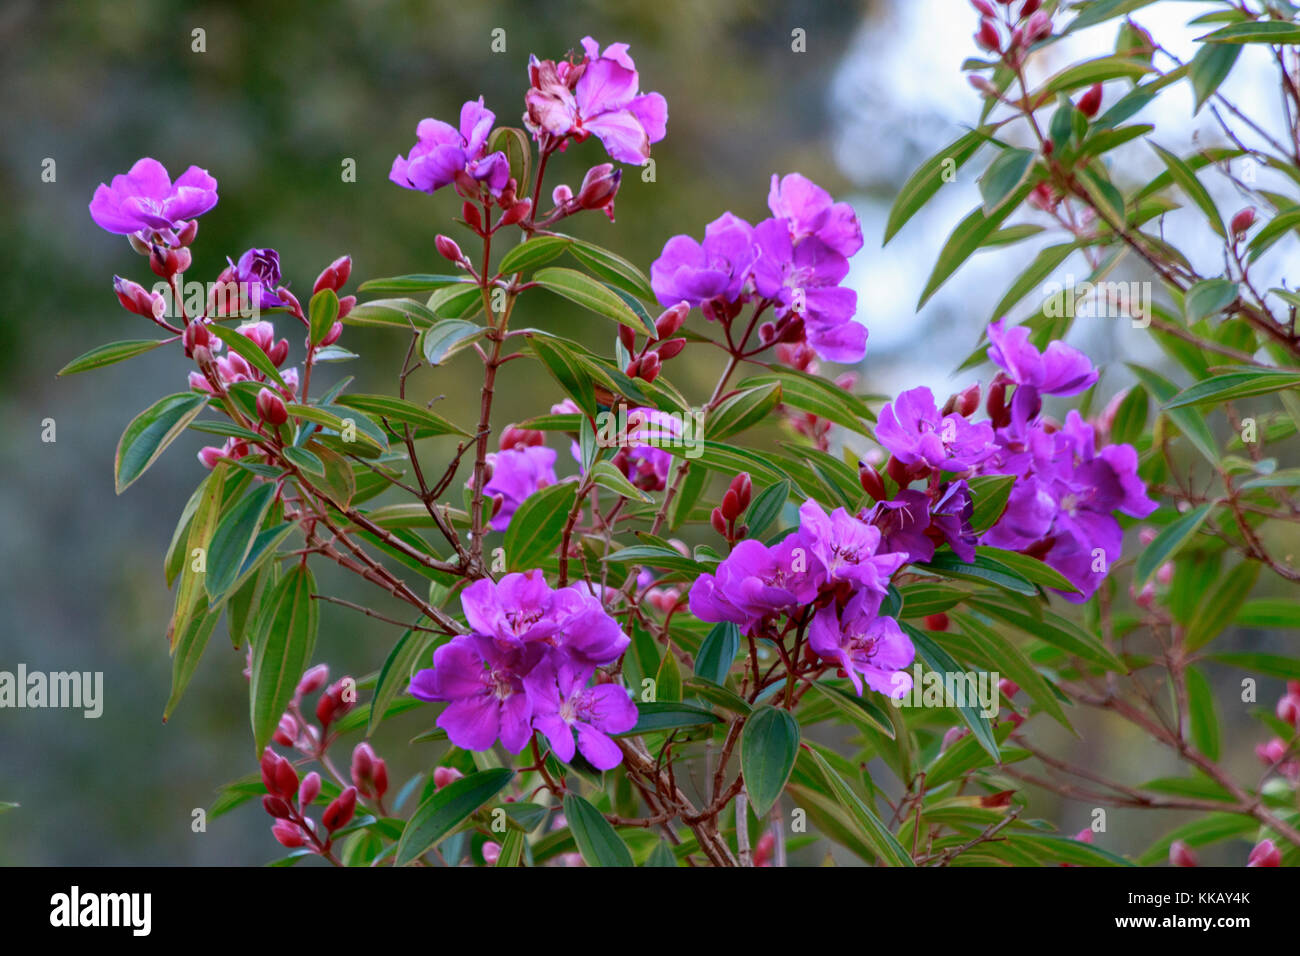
(729, 472, 752, 510)
(481, 841, 501, 865)
(298, 771, 321, 809)
(971, 0, 996, 16)
(1076, 83, 1103, 118)
(859, 463, 886, 501)
(955, 383, 981, 418)
(267, 339, 290, 368)
(113, 276, 164, 319)
(1170, 841, 1198, 867)
(462, 202, 482, 233)
(576, 163, 621, 212)
(261, 795, 293, 819)
(999, 678, 1020, 699)
(271, 820, 306, 847)
(1021, 0, 1042, 16)
(721, 488, 743, 522)
(433, 767, 463, 790)
(654, 337, 687, 361)
(1277, 693, 1300, 727)
(296, 664, 329, 700)
(256, 387, 288, 426)
(976, 18, 1001, 52)
(320, 321, 344, 347)
(710, 508, 728, 537)
(499, 198, 533, 227)
(1247, 839, 1281, 867)
(322, 786, 358, 831)
(275, 759, 299, 801)
(1230, 207, 1256, 237)
(337, 296, 356, 320)
(618, 324, 637, 351)
(182, 320, 211, 356)
(625, 357, 642, 379)
(924, 613, 950, 632)
(654, 302, 689, 339)
(312, 255, 352, 295)
(638, 352, 661, 382)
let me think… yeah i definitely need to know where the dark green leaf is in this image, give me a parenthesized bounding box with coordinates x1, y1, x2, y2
(395, 768, 513, 866)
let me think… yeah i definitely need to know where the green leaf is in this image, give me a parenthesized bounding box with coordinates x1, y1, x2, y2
(1185, 561, 1258, 652)
(975, 546, 1079, 593)
(249, 565, 318, 754)
(285, 403, 386, 453)
(970, 598, 1127, 672)
(334, 393, 467, 437)
(905, 624, 1001, 759)
(426, 283, 485, 320)
(746, 369, 874, 431)
(498, 235, 570, 275)
(395, 768, 513, 866)
(1165, 368, 1300, 408)
(1127, 364, 1220, 463)
(357, 274, 465, 295)
(58, 338, 168, 376)
(951, 613, 1074, 732)
(1247, 208, 1300, 262)
(207, 324, 288, 389)
(694, 622, 740, 685)
(655, 649, 682, 702)
(708, 382, 782, 439)
(529, 336, 597, 417)
(1210, 651, 1300, 680)
(1110, 385, 1149, 445)
(1151, 143, 1225, 237)
(645, 841, 678, 867)
(369, 628, 437, 737)
(988, 243, 1077, 323)
(562, 794, 634, 867)
(804, 748, 913, 866)
(1234, 599, 1300, 629)
(1134, 504, 1213, 588)
(164, 597, 221, 722)
(495, 828, 525, 867)
(1038, 56, 1153, 97)
(624, 701, 722, 733)
(884, 126, 989, 244)
(308, 289, 340, 346)
(205, 483, 277, 602)
(741, 706, 800, 818)
(420, 319, 484, 366)
(1183, 278, 1239, 323)
(922, 550, 1036, 596)
(115, 392, 209, 494)
(534, 267, 654, 336)
(566, 239, 656, 300)
(746, 480, 791, 537)
(1184, 667, 1221, 761)
(1198, 21, 1300, 45)
(588, 460, 654, 503)
(602, 544, 703, 575)
(807, 681, 895, 737)
(979, 148, 1036, 214)
(1189, 41, 1242, 112)
(968, 475, 1016, 534)
(917, 184, 1035, 308)
(503, 482, 578, 571)
(344, 297, 440, 329)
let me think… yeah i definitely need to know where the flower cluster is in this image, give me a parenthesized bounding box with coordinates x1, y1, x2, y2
(690, 499, 914, 699)
(651, 173, 865, 364)
(408, 571, 637, 769)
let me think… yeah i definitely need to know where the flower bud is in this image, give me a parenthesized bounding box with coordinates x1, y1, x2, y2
(273, 715, 296, 747)
(298, 772, 321, 809)
(940, 726, 967, 752)
(654, 302, 690, 339)
(337, 295, 356, 320)
(267, 339, 290, 368)
(312, 255, 352, 295)
(1256, 738, 1286, 765)
(256, 387, 289, 426)
(296, 664, 329, 701)
(351, 742, 388, 800)
(481, 841, 501, 864)
(275, 759, 299, 800)
(619, 324, 637, 351)
(999, 678, 1019, 699)
(461, 202, 482, 233)
(271, 820, 306, 847)
(710, 508, 728, 537)
(261, 795, 293, 819)
(433, 766, 463, 790)
(552, 184, 574, 208)
(924, 613, 950, 632)
(976, 18, 1001, 52)
(576, 164, 621, 213)
(1230, 207, 1256, 237)
(176, 220, 199, 246)
(113, 276, 162, 318)
(720, 489, 743, 522)
(979, 789, 1015, 808)
(971, 0, 996, 15)
(955, 383, 981, 418)
(316, 678, 355, 728)
(277, 287, 303, 318)
(322, 787, 357, 832)
(182, 321, 211, 357)
(1247, 839, 1281, 867)
(1169, 840, 1197, 867)
(1277, 693, 1300, 728)
(638, 351, 661, 383)
(654, 337, 687, 361)
(1021, 0, 1042, 15)
(1076, 83, 1103, 118)
(1024, 9, 1051, 42)
(320, 321, 344, 347)
(499, 198, 532, 227)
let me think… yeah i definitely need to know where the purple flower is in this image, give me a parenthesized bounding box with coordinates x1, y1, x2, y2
(808, 591, 914, 698)
(408, 635, 538, 753)
(481, 445, 558, 531)
(752, 217, 865, 364)
(89, 158, 218, 236)
(798, 500, 906, 593)
(876, 386, 995, 473)
(228, 248, 284, 309)
(525, 37, 667, 164)
(651, 213, 758, 309)
(868, 490, 935, 563)
(525, 659, 637, 770)
(986, 319, 1098, 396)
(390, 98, 510, 196)
(931, 480, 978, 563)
(767, 173, 863, 259)
(688, 534, 821, 635)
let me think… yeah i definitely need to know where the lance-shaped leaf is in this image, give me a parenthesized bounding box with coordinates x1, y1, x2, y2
(344, 297, 440, 329)
(334, 393, 467, 437)
(708, 382, 782, 440)
(395, 768, 514, 866)
(741, 706, 800, 818)
(1151, 142, 1225, 236)
(308, 289, 340, 346)
(498, 235, 570, 275)
(1134, 503, 1212, 588)
(804, 748, 913, 866)
(694, 622, 741, 686)
(533, 267, 654, 336)
(249, 565, 319, 754)
(503, 482, 578, 571)
(59, 338, 169, 376)
(116, 392, 209, 494)
(884, 126, 989, 244)
(420, 319, 484, 366)
(357, 274, 465, 295)
(562, 794, 634, 867)
(205, 483, 277, 602)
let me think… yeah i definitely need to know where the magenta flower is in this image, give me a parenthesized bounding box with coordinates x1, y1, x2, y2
(876, 386, 995, 473)
(930, 480, 978, 563)
(390, 98, 510, 196)
(228, 248, 284, 309)
(987, 319, 1099, 427)
(688, 534, 821, 635)
(797, 500, 906, 594)
(525, 659, 637, 770)
(408, 636, 538, 753)
(651, 213, 758, 309)
(89, 158, 218, 236)
(767, 173, 863, 259)
(868, 490, 935, 563)
(481, 445, 558, 531)
(525, 37, 667, 165)
(808, 591, 914, 698)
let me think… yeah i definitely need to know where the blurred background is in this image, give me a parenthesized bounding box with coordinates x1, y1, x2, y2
(1, 0, 1295, 864)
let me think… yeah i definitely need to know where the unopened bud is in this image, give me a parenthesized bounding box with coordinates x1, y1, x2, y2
(720, 489, 743, 522)
(298, 771, 321, 809)
(482, 841, 501, 864)
(1247, 839, 1281, 867)
(499, 198, 532, 227)
(619, 325, 637, 351)
(655, 337, 686, 360)
(182, 321, 211, 356)
(924, 613, 950, 632)
(262, 795, 294, 819)
(1230, 207, 1256, 237)
(859, 463, 886, 501)
(1076, 83, 1103, 118)
(436, 235, 464, 263)
(176, 220, 199, 246)
(1277, 693, 1300, 727)
(552, 184, 574, 208)
(321, 321, 344, 347)
(638, 352, 661, 382)
(296, 664, 329, 700)
(976, 18, 1001, 52)
(1170, 841, 1198, 867)
(654, 302, 689, 339)
(461, 202, 483, 233)
(312, 255, 352, 295)
(576, 163, 621, 212)
(256, 387, 288, 426)
(710, 508, 728, 537)
(433, 766, 463, 790)
(271, 820, 306, 847)
(322, 786, 357, 832)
